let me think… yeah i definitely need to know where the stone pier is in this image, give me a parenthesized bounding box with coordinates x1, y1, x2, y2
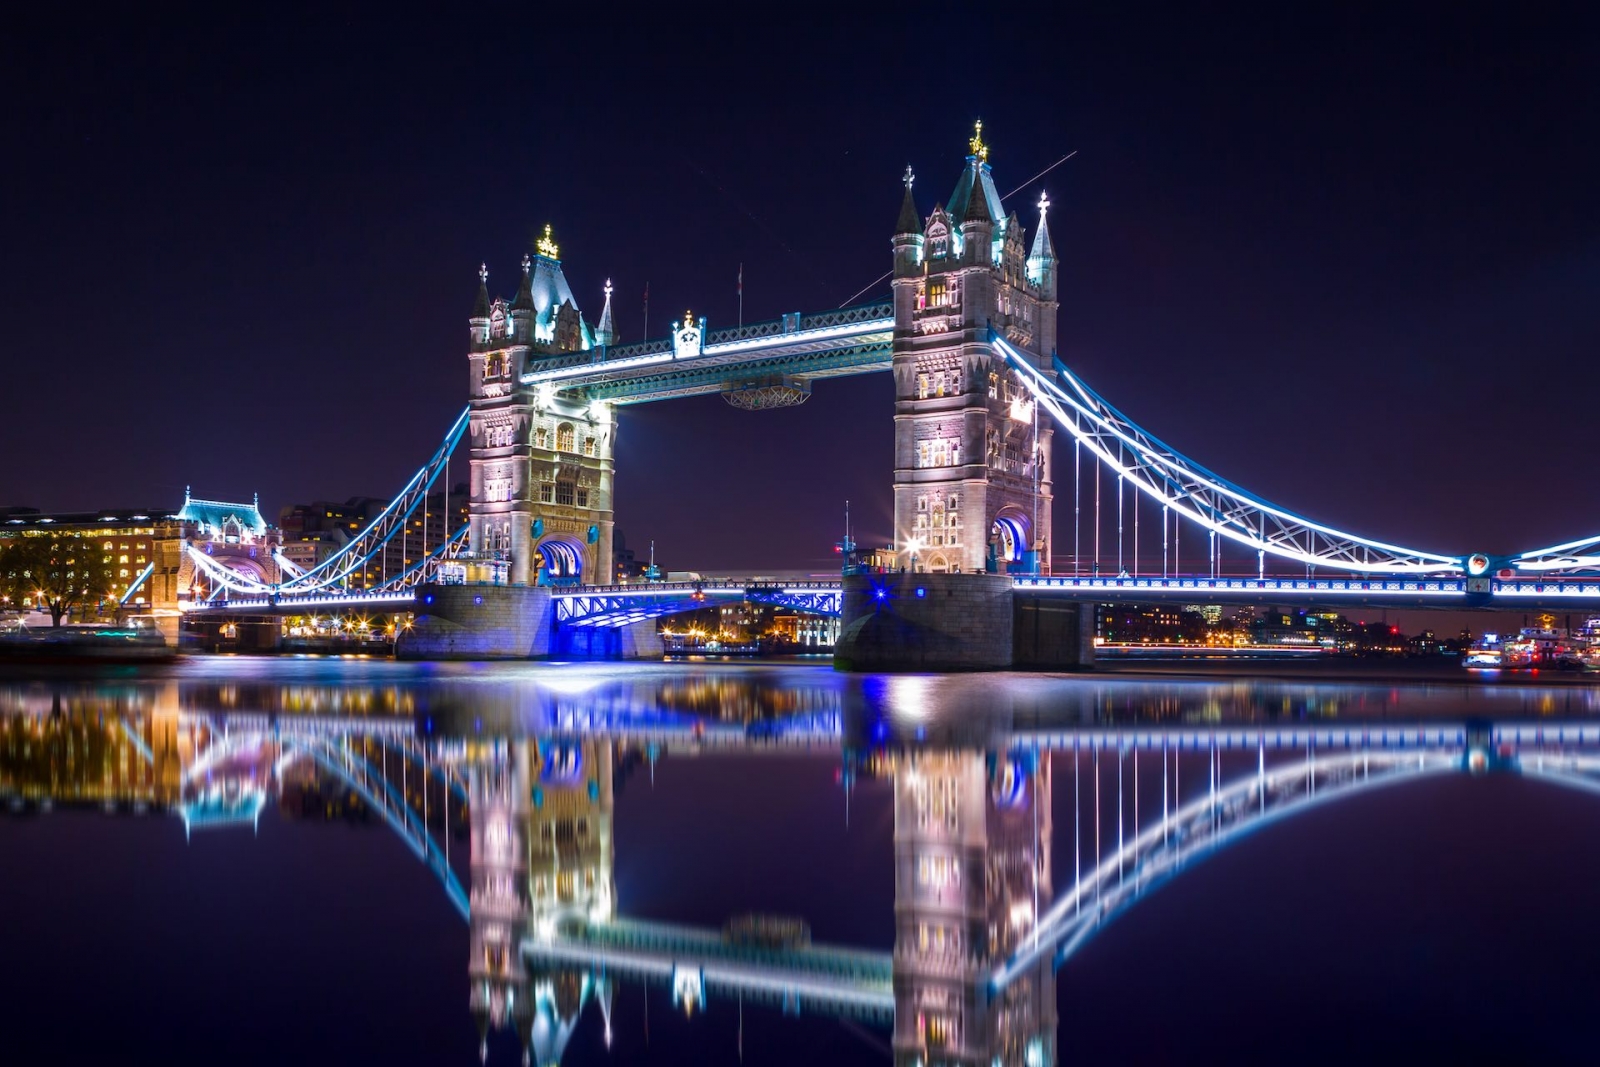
(398, 584, 664, 661)
(834, 572, 1094, 672)
(397, 584, 554, 660)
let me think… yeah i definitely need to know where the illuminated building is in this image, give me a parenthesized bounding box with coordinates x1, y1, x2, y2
(891, 123, 1057, 575)
(0, 491, 275, 634)
(463, 235, 618, 587)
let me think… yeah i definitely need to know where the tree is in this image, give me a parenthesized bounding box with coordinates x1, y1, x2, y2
(0, 534, 117, 627)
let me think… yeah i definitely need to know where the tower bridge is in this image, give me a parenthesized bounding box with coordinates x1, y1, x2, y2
(168, 122, 1600, 662)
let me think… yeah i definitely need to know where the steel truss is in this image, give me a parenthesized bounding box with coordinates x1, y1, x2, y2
(1509, 533, 1600, 578)
(183, 407, 469, 600)
(553, 581, 842, 628)
(994, 335, 1465, 574)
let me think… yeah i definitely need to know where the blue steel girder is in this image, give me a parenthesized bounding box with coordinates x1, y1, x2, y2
(554, 582, 841, 629)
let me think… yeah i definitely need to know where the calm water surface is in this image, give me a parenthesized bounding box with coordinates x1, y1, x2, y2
(4, 658, 1600, 1065)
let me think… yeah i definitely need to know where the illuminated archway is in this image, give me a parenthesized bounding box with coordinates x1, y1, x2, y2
(536, 538, 584, 586)
(991, 511, 1030, 564)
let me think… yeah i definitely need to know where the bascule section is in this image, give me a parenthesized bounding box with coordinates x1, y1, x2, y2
(891, 123, 1057, 578)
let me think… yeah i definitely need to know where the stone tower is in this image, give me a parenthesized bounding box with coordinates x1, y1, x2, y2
(891, 748, 1056, 1066)
(465, 226, 616, 588)
(891, 122, 1058, 575)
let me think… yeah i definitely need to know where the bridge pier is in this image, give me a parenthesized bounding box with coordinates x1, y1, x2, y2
(834, 573, 1094, 672)
(399, 583, 665, 660)
(397, 584, 554, 660)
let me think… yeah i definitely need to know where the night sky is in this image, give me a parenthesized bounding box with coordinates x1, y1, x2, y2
(4, 10, 1596, 574)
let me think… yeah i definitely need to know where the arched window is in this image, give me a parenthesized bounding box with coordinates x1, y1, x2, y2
(556, 423, 575, 452)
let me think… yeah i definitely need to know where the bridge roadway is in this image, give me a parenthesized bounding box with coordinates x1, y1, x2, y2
(521, 918, 894, 1023)
(184, 568, 1600, 619)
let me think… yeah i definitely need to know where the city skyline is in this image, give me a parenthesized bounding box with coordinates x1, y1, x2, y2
(4, 10, 1597, 573)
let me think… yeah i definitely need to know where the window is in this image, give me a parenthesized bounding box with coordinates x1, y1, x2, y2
(582, 436, 596, 457)
(538, 485, 553, 504)
(917, 373, 929, 400)
(575, 486, 590, 508)
(555, 481, 575, 507)
(556, 423, 575, 452)
(485, 478, 510, 503)
(535, 426, 548, 449)
(929, 225, 949, 259)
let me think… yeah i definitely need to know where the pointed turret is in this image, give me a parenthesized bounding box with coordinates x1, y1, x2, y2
(595, 279, 618, 346)
(1029, 191, 1055, 264)
(511, 253, 534, 312)
(892, 167, 926, 283)
(1027, 189, 1057, 303)
(895, 165, 921, 235)
(472, 263, 491, 319)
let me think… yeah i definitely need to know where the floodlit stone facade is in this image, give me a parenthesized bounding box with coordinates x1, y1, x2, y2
(891, 124, 1058, 576)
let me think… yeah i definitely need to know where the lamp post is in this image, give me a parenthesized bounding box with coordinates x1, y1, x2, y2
(904, 536, 923, 574)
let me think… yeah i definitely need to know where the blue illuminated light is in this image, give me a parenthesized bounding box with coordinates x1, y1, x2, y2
(915, 587, 926, 598)
(874, 588, 888, 601)
(474, 595, 483, 605)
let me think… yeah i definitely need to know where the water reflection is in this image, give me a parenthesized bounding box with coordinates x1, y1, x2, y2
(5, 662, 1600, 1065)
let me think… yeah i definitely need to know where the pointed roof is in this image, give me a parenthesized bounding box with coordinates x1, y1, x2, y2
(595, 280, 618, 346)
(895, 165, 921, 235)
(511, 254, 534, 311)
(948, 158, 1002, 227)
(472, 263, 490, 319)
(1029, 190, 1056, 264)
(947, 122, 1004, 227)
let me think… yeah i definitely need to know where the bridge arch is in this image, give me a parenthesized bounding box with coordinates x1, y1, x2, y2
(536, 537, 585, 586)
(991, 506, 1032, 565)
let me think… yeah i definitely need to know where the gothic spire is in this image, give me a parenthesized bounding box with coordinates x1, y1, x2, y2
(511, 253, 534, 311)
(1029, 190, 1056, 264)
(595, 279, 618, 346)
(471, 263, 490, 319)
(895, 165, 921, 235)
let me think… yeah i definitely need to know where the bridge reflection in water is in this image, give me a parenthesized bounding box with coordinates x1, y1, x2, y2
(8, 669, 1600, 1065)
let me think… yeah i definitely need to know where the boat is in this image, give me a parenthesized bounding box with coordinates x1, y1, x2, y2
(1464, 616, 1597, 673)
(0, 626, 177, 664)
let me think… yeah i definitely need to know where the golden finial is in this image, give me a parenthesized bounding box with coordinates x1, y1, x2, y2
(683, 309, 694, 329)
(536, 223, 560, 260)
(968, 119, 989, 163)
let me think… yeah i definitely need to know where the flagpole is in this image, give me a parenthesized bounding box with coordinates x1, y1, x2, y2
(643, 282, 650, 339)
(738, 263, 743, 329)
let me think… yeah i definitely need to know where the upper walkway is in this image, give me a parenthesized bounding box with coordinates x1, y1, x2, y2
(518, 303, 894, 404)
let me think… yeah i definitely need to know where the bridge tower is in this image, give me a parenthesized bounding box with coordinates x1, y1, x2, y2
(465, 228, 616, 588)
(892, 123, 1057, 575)
(891, 749, 1056, 1066)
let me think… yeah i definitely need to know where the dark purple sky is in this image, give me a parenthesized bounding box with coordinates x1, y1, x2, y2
(3, 10, 1596, 573)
